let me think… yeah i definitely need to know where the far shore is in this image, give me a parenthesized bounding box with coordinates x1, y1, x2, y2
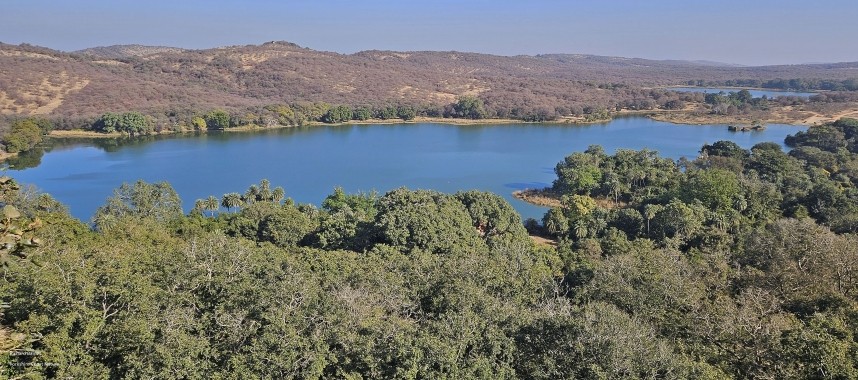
(45, 116, 608, 140)
(658, 85, 820, 93)
(49, 130, 124, 138)
(40, 105, 858, 143)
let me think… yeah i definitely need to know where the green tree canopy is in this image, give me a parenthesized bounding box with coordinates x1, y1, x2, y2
(374, 188, 485, 254)
(2, 119, 42, 154)
(453, 95, 488, 119)
(205, 109, 232, 130)
(93, 180, 183, 230)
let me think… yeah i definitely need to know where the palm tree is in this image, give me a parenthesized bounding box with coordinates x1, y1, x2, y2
(643, 204, 662, 236)
(204, 195, 219, 217)
(192, 199, 205, 216)
(572, 220, 589, 240)
(271, 187, 285, 204)
(221, 192, 243, 212)
(243, 184, 259, 205)
(258, 179, 272, 202)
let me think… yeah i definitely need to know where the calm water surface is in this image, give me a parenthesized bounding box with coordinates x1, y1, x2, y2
(8, 117, 806, 221)
(670, 87, 817, 98)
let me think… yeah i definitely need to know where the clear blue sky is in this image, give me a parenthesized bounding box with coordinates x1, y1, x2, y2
(2, 0, 856, 66)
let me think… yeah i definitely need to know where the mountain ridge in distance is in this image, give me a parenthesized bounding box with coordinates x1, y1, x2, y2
(66, 41, 773, 68)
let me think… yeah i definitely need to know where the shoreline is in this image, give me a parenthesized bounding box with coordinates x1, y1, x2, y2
(659, 85, 823, 93)
(41, 105, 858, 143)
(48, 130, 125, 138)
(45, 116, 608, 141)
(512, 188, 629, 210)
(0, 151, 17, 161)
(512, 189, 562, 208)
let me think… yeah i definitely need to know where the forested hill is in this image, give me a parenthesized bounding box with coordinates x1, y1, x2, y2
(2, 41, 857, 120)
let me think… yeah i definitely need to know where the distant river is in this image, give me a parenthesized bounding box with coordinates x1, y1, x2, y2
(669, 87, 817, 98)
(7, 117, 806, 222)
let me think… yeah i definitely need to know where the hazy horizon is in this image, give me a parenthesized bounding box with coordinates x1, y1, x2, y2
(2, 0, 857, 66)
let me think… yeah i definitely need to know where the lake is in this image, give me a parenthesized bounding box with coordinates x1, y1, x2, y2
(669, 87, 817, 98)
(7, 117, 806, 222)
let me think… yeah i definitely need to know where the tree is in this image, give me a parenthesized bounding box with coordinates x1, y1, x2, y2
(453, 96, 487, 119)
(376, 106, 398, 120)
(221, 193, 243, 212)
(553, 151, 603, 195)
(700, 140, 748, 161)
(0, 177, 43, 264)
(243, 185, 259, 205)
(352, 106, 372, 121)
(323, 105, 353, 123)
(258, 179, 272, 201)
(562, 194, 598, 221)
(192, 198, 205, 216)
(191, 116, 207, 130)
(542, 208, 569, 237)
(736, 89, 753, 103)
(679, 169, 741, 212)
(650, 199, 705, 241)
(271, 187, 285, 204)
(118, 112, 152, 136)
(257, 206, 313, 247)
(454, 190, 528, 246)
(785, 125, 847, 152)
(93, 112, 152, 135)
(94, 112, 121, 133)
(643, 203, 662, 236)
(204, 195, 219, 217)
(322, 187, 378, 217)
(2, 119, 42, 153)
(93, 180, 182, 230)
(205, 109, 231, 130)
(397, 105, 416, 121)
(611, 208, 644, 237)
(240, 179, 285, 204)
(374, 188, 485, 254)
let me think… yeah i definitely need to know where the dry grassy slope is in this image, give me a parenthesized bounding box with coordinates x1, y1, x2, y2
(1, 41, 857, 119)
(73, 44, 187, 59)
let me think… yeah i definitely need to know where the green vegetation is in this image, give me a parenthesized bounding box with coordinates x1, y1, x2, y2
(1, 118, 51, 154)
(4, 119, 858, 378)
(204, 109, 231, 130)
(690, 78, 858, 92)
(700, 89, 775, 116)
(94, 111, 153, 135)
(453, 95, 489, 119)
(322, 105, 353, 124)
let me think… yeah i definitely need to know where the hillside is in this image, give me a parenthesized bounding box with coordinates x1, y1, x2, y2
(73, 44, 187, 59)
(1, 41, 858, 121)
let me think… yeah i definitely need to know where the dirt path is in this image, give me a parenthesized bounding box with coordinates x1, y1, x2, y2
(801, 108, 858, 125)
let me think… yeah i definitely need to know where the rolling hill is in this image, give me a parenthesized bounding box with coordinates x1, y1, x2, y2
(1, 41, 857, 121)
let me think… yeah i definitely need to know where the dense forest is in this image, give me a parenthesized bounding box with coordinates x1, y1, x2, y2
(1, 119, 858, 378)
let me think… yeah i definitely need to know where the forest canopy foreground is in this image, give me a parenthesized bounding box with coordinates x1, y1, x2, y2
(3, 119, 858, 378)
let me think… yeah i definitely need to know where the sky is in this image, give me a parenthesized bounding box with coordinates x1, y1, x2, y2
(1, 0, 857, 66)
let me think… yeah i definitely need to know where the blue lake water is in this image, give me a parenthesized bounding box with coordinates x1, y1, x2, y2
(7, 117, 806, 222)
(669, 87, 817, 98)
